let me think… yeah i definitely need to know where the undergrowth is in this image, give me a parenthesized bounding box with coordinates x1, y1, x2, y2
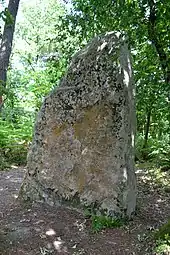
(0, 112, 33, 170)
(90, 215, 126, 233)
(154, 220, 170, 255)
(136, 134, 170, 170)
(84, 208, 127, 233)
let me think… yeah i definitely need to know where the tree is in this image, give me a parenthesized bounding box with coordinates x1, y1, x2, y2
(0, 0, 20, 109)
(10, 0, 81, 109)
(59, 0, 170, 155)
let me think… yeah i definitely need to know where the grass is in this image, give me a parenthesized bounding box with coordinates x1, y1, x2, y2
(91, 215, 126, 232)
(84, 206, 127, 233)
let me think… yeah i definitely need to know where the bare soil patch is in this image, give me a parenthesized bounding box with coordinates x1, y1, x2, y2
(0, 165, 170, 255)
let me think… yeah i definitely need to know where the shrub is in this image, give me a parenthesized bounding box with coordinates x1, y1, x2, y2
(154, 220, 170, 255)
(0, 111, 33, 170)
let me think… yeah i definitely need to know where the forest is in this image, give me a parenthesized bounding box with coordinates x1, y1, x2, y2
(0, 0, 170, 254)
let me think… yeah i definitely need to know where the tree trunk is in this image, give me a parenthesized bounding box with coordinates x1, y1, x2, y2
(0, 0, 20, 109)
(148, 0, 170, 84)
(148, 0, 170, 143)
(143, 106, 152, 150)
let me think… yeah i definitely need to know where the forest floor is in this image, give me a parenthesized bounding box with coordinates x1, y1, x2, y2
(0, 164, 170, 255)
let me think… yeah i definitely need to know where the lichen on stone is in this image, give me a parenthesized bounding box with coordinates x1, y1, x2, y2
(19, 32, 136, 218)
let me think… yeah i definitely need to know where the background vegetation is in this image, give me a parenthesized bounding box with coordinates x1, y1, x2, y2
(0, 0, 169, 170)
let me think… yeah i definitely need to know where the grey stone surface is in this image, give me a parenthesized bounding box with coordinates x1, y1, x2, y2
(20, 32, 136, 217)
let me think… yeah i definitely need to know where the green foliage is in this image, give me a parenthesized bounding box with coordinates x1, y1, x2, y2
(61, 0, 170, 163)
(155, 220, 170, 240)
(3, 7, 14, 25)
(1, 0, 170, 170)
(91, 215, 126, 233)
(0, 7, 12, 23)
(84, 209, 126, 233)
(154, 220, 170, 255)
(136, 134, 170, 168)
(0, 68, 36, 169)
(14, 0, 80, 79)
(0, 0, 77, 169)
(150, 142, 170, 169)
(155, 241, 170, 255)
(0, 113, 33, 170)
(0, 1, 15, 38)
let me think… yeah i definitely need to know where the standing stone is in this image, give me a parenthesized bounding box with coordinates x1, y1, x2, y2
(20, 32, 136, 217)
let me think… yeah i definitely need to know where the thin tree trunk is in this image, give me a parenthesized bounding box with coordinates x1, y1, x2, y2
(148, 0, 170, 142)
(143, 107, 152, 150)
(0, 0, 20, 109)
(148, 0, 170, 84)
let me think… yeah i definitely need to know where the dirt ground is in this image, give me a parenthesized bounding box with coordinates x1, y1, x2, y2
(0, 165, 169, 255)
